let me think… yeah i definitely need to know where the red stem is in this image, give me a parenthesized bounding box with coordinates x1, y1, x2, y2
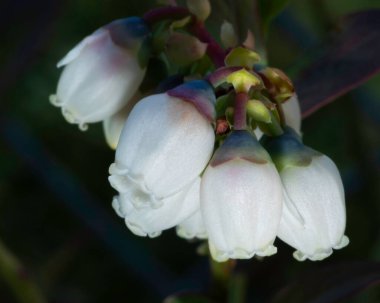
(234, 92, 249, 130)
(143, 6, 189, 26)
(190, 21, 226, 67)
(143, 6, 226, 68)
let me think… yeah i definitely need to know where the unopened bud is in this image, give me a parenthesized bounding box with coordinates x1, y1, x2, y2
(165, 32, 207, 66)
(220, 21, 238, 48)
(225, 47, 261, 69)
(257, 67, 294, 103)
(186, 0, 211, 21)
(246, 100, 271, 123)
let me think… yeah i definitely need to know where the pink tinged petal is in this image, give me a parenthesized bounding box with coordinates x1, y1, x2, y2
(53, 28, 146, 127)
(167, 80, 216, 122)
(110, 93, 215, 208)
(201, 158, 283, 262)
(51, 17, 149, 128)
(112, 178, 201, 238)
(277, 155, 349, 261)
(176, 208, 208, 240)
(57, 29, 106, 68)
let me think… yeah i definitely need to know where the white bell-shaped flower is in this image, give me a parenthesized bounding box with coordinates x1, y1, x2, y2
(103, 92, 142, 149)
(109, 80, 216, 209)
(201, 130, 283, 262)
(261, 127, 349, 261)
(50, 17, 149, 129)
(176, 208, 208, 240)
(113, 178, 201, 237)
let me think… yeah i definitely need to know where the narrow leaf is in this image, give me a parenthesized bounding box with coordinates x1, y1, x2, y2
(258, 0, 291, 35)
(164, 293, 213, 303)
(272, 261, 380, 303)
(294, 10, 380, 118)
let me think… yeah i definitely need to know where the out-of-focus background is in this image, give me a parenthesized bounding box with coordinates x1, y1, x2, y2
(1, 0, 380, 302)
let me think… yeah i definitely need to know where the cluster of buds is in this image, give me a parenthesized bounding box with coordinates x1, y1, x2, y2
(51, 2, 348, 262)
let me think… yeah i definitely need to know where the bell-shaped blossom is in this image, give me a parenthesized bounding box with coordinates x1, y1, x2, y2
(261, 127, 349, 261)
(109, 80, 216, 209)
(103, 92, 142, 149)
(176, 208, 208, 240)
(113, 178, 201, 237)
(50, 17, 150, 129)
(201, 130, 283, 262)
(254, 93, 301, 138)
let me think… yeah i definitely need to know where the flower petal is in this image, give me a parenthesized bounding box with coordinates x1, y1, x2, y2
(278, 155, 349, 261)
(176, 208, 208, 240)
(113, 178, 201, 237)
(201, 158, 283, 262)
(110, 93, 215, 208)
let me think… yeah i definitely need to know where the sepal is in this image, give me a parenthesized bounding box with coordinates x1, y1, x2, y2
(260, 127, 320, 171)
(210, 130, 271, 166)
(167, 80, 216, 121)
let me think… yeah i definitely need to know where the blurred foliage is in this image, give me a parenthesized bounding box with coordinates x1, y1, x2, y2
(1, 0, 380, 302)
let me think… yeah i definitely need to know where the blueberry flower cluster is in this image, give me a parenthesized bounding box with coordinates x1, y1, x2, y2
(51, 3, 348, 262)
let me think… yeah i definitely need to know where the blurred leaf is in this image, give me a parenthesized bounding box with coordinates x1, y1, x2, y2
(294, 9, 380, 117)
(272, 261, 380, 303)
(258, 0, 291, 35)
(164, 293, 213, 303)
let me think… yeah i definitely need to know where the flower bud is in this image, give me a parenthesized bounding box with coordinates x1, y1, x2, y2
(201, 130, 283, 262)
(261, 128, 349, 261)
(113, 178, 201, 237)
(186, 0, 211, 21)
(109, 80, 216, 209)
(165, 32, 207, 67)
(257, 66, 294, 103)
(51, 17, 150, 129)
(254, 93, 301, 138)
(220, 21, 238, 48)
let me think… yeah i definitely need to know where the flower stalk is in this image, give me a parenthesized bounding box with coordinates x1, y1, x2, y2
(189, 21, 226, 67)
(143, 6, 190, 26)
(143, 6, 226, 67)
(234, 92, 249, 130)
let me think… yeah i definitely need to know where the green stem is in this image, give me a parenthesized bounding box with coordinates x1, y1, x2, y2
(209, 258, 236, 301)
(228, 272, 247, 303)
(0, 239, 46, 303)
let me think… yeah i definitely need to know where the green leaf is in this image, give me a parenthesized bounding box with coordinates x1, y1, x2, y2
(164, 294, 213, 303)
(294, 9, 380, 117)
(272, 261, 380, 303)
(258, 0, 291, 35)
